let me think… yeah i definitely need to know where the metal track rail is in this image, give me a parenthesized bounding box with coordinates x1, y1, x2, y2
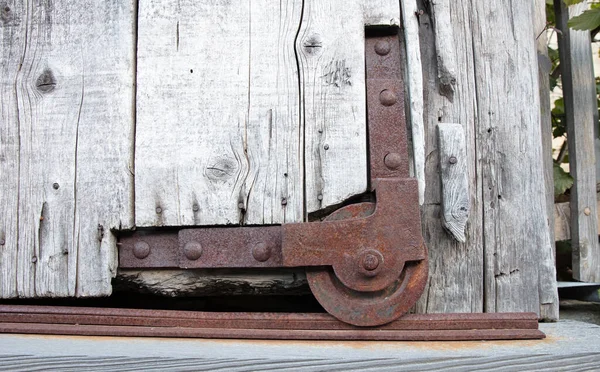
(0, 305, 544, 341)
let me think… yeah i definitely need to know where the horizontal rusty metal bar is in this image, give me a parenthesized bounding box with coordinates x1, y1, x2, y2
(0, 322, 545, 341)
(0, 305, 544, 340)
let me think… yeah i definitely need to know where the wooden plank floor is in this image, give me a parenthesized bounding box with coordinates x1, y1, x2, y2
(0, 320, 598, 371)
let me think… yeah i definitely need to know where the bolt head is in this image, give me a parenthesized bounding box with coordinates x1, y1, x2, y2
(133, 241, 151, 259)
(362, 254, 380, 271)
(183, 241, 203, 261)
(449, 156, 458, 164)
(252, 243, 271, 262)
(384, 153, 402, 170)
(374, 40, 391, 56)
(379, 90, 397, 106)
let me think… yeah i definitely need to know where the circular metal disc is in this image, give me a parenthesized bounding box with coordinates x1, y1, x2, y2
(306, 202, 428, 327)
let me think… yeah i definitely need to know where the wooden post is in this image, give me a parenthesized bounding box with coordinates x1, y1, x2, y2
(415, 0, 559, 318)
(554, 0, 600, 283)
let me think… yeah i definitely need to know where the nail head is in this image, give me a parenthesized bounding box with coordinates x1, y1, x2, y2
(449, 156, 458, 164)
(183, 241, 203, 261)
(252, 242, 271, 262)
(133, 241, 151, 259)
(384, 153, 402, 170)
(584, 207, 591, 216)
(379, 89, 397, 106)
(52, 183, 60, 190)
(374, 40, 391, 56)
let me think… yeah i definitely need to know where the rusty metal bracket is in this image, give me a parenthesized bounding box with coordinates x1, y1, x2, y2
(118, 32, 427, 326)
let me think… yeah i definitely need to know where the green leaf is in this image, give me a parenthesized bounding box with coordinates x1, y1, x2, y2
(554, 163, 574, 196)
(564, 0, 585, 5)
(568, 8, 600, 30)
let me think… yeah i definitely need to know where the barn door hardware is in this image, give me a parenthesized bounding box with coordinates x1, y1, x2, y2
(118, 33, 428, 327)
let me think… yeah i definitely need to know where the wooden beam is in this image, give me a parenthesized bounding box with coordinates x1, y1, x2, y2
(554, 0, 600, 283)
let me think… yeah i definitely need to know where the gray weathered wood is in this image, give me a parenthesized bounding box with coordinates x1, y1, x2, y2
(474, 1, 557, 315)
(0, 1, 135, 298)
(116, 269, 308, 296)
(554, 0, 600, 283)
(414, 0, 558, 318)
(414, 0, 484, 315)
(400, 0, 426, 205)
(555, 200, 600, 242)
(535, 0, 559, 321)
(437, 123, 469, 243)
(135, 0, 400, 227)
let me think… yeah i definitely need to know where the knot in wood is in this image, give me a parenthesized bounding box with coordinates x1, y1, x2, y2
(36, 69, 57, 93)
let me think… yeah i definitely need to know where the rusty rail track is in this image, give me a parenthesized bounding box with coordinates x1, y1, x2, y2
(0, 305, 544, 341)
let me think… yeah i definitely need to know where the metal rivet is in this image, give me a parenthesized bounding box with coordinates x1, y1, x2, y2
(449, 156, 458, 164)
(281, 198, 288, 206)
(379, 90, 397, 106)
(317, 194, 323, 201)
(52, 183, 60, 190)
(384, 153, 402, 170)
(252, 243, 271, 262)
(133, 241, 151, 259)
(374, 40, 391, 56)
(192, 204, 199, 212)
(31, 256, 38, 263)
(584, 207, 592, 216)
(183, 241, 203, 261)
(362, 253, 380, 271)
(155, 207, 162, 214)
(324, 144, 330, 150)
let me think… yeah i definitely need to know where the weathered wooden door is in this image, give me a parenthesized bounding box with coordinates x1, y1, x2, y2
(0, 0, 403, 297)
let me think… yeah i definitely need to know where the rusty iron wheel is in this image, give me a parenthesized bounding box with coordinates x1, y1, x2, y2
(306, 202, 429, 327)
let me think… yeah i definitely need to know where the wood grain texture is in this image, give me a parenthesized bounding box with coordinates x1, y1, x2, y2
(535, 0, 559, 321)
(400, 0, 426, 205)
(414, 0, 484, 314)
(554, 0, 600, 283)
(116, 269, 308, 296)
(135, 0, 402, 226)
(0, 0, 135, 298)
(473, 1, 557, 315)
(414, 0, 558, 318)
(437, 123, 469, 243)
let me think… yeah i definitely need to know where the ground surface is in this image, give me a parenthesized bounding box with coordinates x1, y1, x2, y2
(0, 320, 599, 371)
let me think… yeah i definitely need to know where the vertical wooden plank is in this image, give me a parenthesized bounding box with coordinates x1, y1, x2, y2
(473, 0, 555, 314)
(414, 0, 484, 314)
(400, 0, 426, 206)
(535, 0, 559, 320)
(136, 1, 254, 227)
(437, 123, 470, 243)
(0, 0, 135, 297)
(0, 1, 21, 297)
(554, 0, 600, 283)
(300, 0, 368, 215)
